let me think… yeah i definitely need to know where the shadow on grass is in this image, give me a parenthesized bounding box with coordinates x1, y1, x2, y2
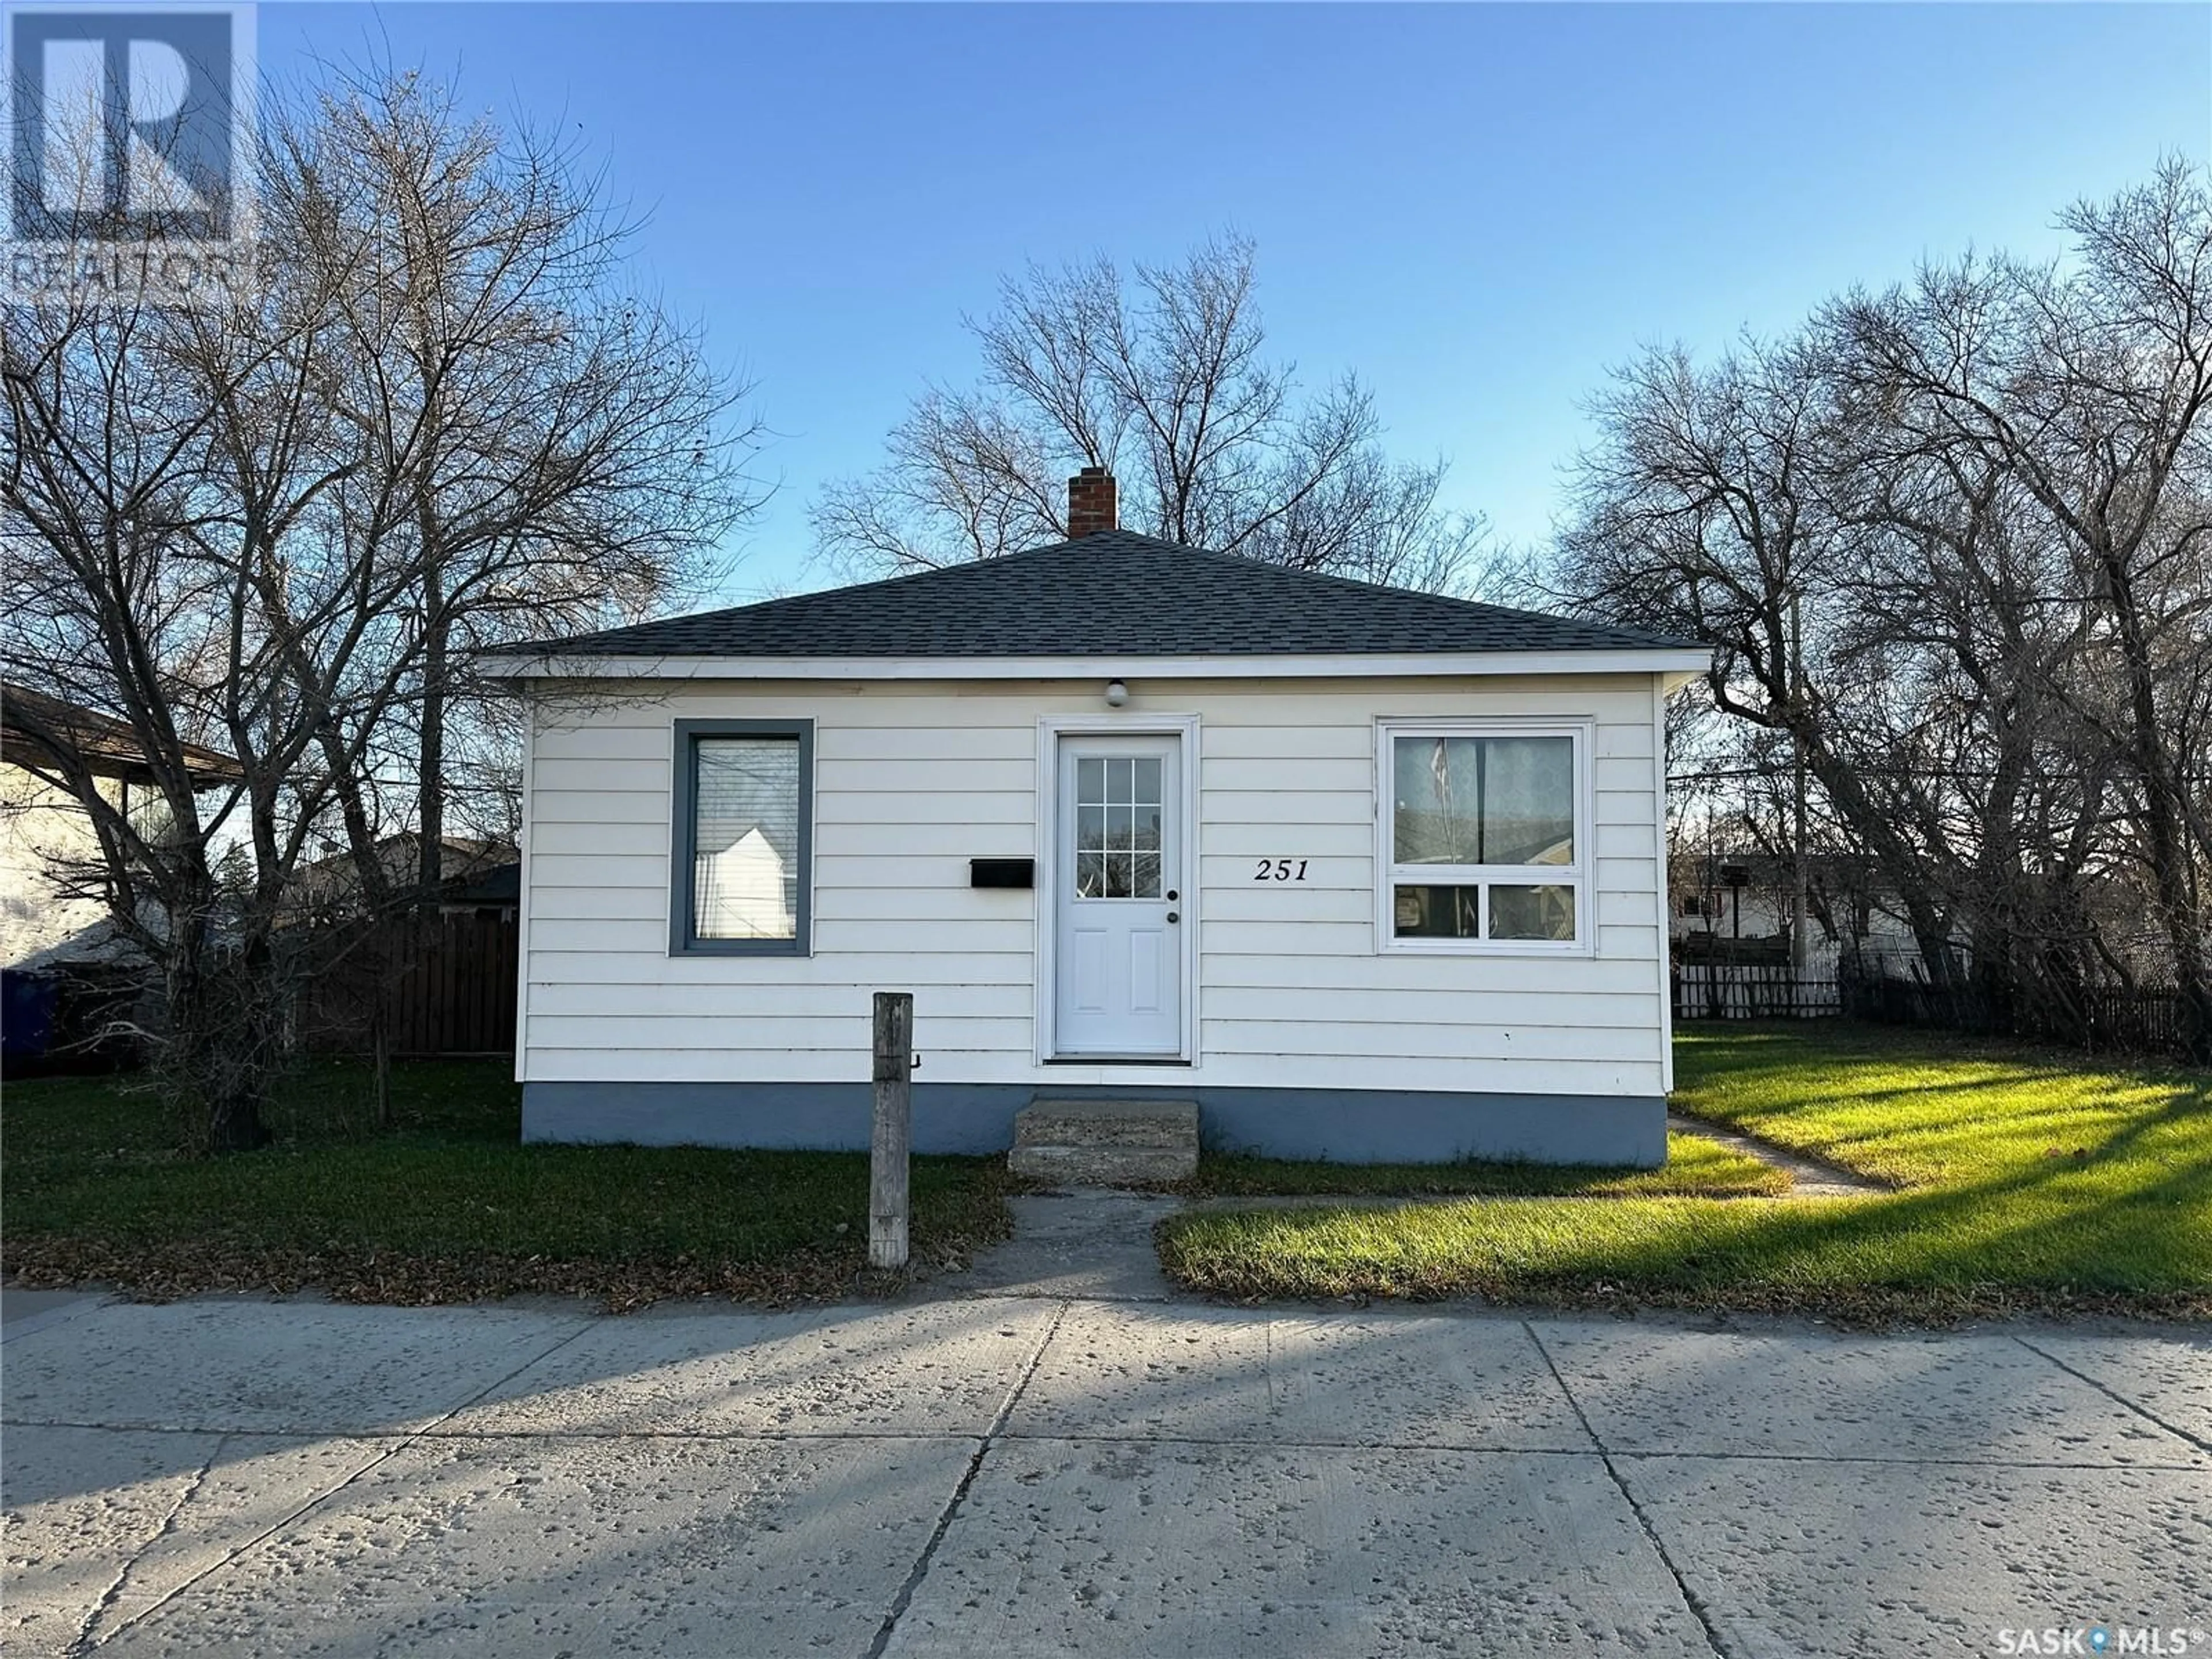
(1163, 1025, 2211, 1317)
(2, 1062, 1017, 1307)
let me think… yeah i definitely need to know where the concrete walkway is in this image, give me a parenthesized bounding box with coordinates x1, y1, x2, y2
(1665, 1112, 1892, 1197)
(4, 1281, 2207, 1658)
(956, 1191, 1185, 1301)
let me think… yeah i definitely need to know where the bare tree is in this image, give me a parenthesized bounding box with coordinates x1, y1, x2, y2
(277, 69, 758, 902)
(1, 63, 760, 1147)
(811, 234, 1490, 590)
(1826, 162, 2212, 1052)
(1558, 335, 1978, 981)
(1557, 163, 2212, 1057)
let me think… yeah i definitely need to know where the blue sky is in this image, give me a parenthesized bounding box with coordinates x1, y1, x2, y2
(259, 2, 2212, 601)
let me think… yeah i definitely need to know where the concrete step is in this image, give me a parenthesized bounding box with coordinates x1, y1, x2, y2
(1009, 1099, 1200, 1187)
(1013, 1099, 1199, 1149)
(1007, 1142, 1198, 1187)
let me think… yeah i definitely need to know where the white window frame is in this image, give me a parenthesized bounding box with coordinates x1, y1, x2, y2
(1374, 717, 1595, 957)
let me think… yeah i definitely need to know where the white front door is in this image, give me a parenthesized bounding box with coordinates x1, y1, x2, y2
(1054, 735, 1183, 1057)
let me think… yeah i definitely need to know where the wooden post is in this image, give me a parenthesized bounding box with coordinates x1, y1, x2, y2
(869, 991, 914, 1270)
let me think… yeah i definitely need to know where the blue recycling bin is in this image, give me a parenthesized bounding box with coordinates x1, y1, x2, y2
(1, 969, 59, 1060)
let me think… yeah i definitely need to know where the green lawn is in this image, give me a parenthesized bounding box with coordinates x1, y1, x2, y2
(1184, 1130, 1786, 1199)
(1159, 1023, 2212, 1319)
(2, 1062, 1016, 1308)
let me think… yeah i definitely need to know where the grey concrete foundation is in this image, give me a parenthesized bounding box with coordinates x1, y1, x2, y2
(521, 1080, 1667, 1166)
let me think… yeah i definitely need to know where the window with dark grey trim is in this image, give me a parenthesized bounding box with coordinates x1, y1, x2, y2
(671, 719, 813, 955)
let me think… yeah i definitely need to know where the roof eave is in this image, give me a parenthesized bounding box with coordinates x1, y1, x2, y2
(480, 647, 1713, 683)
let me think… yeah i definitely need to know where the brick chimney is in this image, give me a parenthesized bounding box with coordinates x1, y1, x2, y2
(1067, 465, 1117, 539)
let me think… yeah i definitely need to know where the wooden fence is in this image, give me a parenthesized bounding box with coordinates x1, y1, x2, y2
(1673, 963, 1842, 1021)
(302, 913, 518, 1057)
(1671, 958, 2205, 1061)
(1839, 968, 2202, 1060)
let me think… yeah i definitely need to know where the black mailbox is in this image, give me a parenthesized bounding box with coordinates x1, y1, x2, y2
(970, 857, 1035, 889)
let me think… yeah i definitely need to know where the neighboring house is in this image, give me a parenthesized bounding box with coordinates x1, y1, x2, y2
(483, 469, 1707, 1166)
(293, 834, 519, 919)
(443, 859, 521, 922)
(696, 827, 790, 940)
(1668, 849, 1942, 973)
(1, 683, 240, 970)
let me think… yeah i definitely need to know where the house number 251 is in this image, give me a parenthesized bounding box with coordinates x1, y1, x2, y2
(1253, 859, 1309, 882)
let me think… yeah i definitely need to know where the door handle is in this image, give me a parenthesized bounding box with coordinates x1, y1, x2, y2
(1166, 911, 1180, 924)
(1166, 889, 1179, 902)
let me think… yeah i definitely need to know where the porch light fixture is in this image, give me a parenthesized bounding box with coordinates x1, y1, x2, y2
(1103, 679, 1128, 707)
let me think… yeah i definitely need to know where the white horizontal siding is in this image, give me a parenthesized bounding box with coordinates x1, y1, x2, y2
(530, 980, 1029, 1020)
(816, 727, 1036, 763)
(817, 854, 1000, 890)
(535, 1013, 1034, 1055)
(816, 823, 1036, 857)
(816, 757, 1034, 793)
(1201, 854, 1368, 889)
(812, 887, 1035, 923)
(533, 885, 669, 922)
(534, 756, 667, 793)
(815, 790, 1035, 826)
(1205, 950, 1660, 996)
(1202, 984, 1657, 1029)
(526, 1044, 1662, 1096)
(1594, 721, 1657, 759)
(531, 978, 1658, 1032)
(1200, 821, 1378, 857)
(532, 788, 665, 825)
(521, 673, 1670, 1099)
(1203, 755, 1370, 794)
(1201, 725, 1376, 760)
(1204, 1019, 1660, 1065)
(1202, 886, 1378, 925)
(532, 821, 668, 857)
(1595, 823, 1657, 859)
(529, 950, 1036, 987)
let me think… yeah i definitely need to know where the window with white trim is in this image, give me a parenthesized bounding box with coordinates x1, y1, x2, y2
(1378, 721, 1588, 951)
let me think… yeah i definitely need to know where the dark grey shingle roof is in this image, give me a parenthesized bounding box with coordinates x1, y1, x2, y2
(489, 531, 1695, 660)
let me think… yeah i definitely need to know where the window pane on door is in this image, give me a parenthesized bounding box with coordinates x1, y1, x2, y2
(1072, 750, 1166, 900)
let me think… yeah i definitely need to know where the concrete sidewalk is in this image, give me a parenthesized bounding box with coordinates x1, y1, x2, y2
(3, 1286, 2206, 1658)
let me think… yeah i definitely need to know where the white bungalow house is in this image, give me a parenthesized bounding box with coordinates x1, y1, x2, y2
(482, 470, 1707, 1166)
